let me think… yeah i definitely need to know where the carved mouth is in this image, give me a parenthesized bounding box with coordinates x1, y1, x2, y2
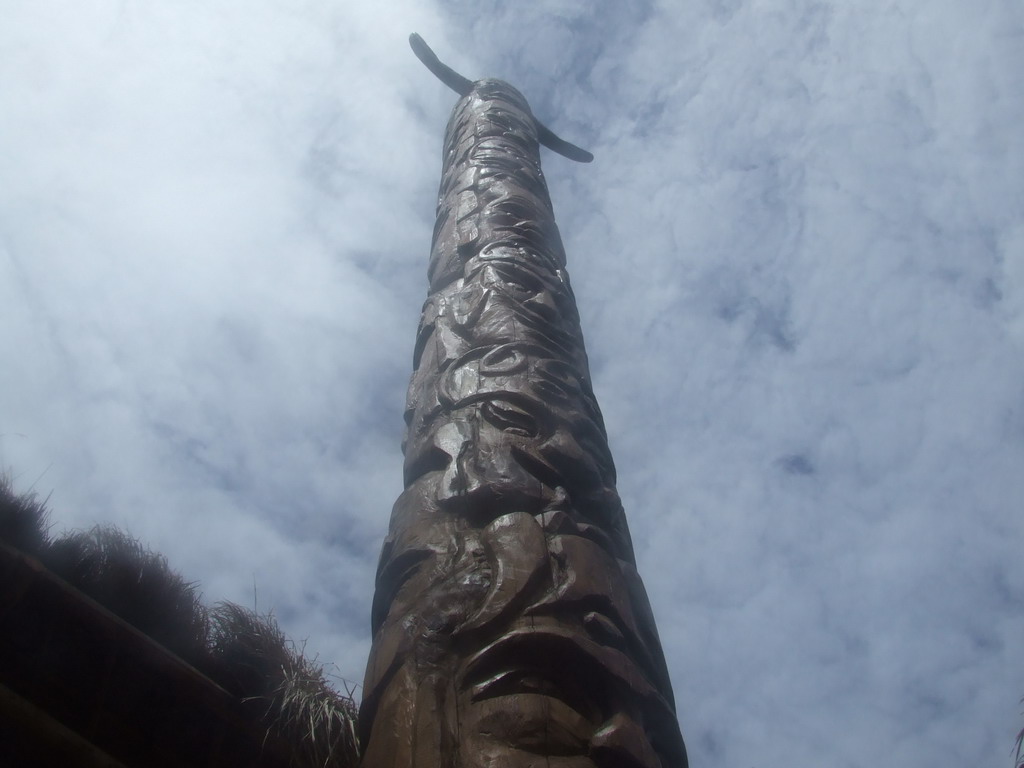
(460, 642, 599, 759)
(461, 622, 617, 721)
(457, 626, 674, 767)
(469, 664, 598, 722)
(465, 693, 592, 758)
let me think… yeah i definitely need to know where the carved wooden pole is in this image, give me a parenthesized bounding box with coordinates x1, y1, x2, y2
(360, 36, 687, 768)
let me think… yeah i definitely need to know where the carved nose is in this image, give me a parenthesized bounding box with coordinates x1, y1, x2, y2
(590, 712, 662, 768)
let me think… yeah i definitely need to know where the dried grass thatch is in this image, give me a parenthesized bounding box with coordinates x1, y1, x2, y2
(45, 525, 210, 662)
(207, 601, 295, 696)
(207, 603, 360, 768)
(0, 479, 361, 768)
(1015, 710, 1024, 768)
(0, 473, 50, 555)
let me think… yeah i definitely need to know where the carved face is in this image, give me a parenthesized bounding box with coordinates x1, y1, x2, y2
(453, 529, 681, 768)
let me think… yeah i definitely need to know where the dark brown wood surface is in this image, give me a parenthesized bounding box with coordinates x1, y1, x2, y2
(360, 75, 687, 768)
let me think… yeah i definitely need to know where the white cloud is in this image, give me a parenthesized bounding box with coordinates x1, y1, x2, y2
(2, 1, 1022, 765)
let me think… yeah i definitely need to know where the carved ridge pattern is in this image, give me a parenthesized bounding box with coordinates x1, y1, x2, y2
(361, 80, 688, 768)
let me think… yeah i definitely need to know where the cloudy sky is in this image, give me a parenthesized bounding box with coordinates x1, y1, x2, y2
(2, 1, 1022, 765)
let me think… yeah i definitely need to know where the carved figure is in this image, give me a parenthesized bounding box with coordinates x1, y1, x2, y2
(359, 36, 687, 768)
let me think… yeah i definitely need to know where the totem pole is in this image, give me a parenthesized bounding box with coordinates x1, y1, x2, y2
(360, 36, 687, 768)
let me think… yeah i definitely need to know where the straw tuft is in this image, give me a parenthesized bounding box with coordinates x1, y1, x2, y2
(207, 603, 360, 768)
(0, 474, 51, 555)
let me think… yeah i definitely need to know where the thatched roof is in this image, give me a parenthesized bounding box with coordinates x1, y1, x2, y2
(0, 478, 359, 768)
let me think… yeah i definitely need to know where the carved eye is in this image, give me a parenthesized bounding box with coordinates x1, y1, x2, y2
(481, 400, 538, 437)
(492, 265, 543, 296)
(479, 344, 529, 376)
(488, 195, 536, 223)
